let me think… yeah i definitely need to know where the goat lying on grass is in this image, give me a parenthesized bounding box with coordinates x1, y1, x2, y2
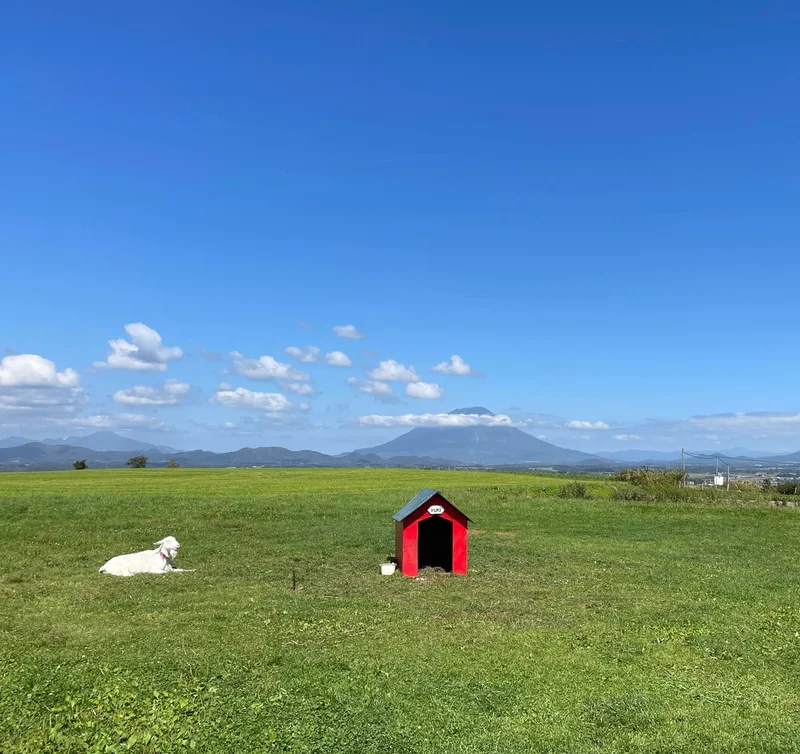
(99, 536, 193, 577)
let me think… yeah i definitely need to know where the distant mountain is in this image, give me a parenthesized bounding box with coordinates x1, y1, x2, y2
(5, 413, 794, 472)
(40, 431, 179, 453)
(0, 436, 34, 449)
(357, 425, 600, 466)
(706, 447, 782, 459)
(758, 451, 800, 463)
(598, 447, 784, 463)
(597, 450, 683, 463)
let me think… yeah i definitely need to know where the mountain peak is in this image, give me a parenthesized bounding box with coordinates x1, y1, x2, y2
(448, 406, 494, 416)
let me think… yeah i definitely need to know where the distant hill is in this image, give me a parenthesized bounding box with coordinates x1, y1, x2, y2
(0, 443, 141, 470)
(40, 431, 179, 453)
(0, 436, 35, 449)
(448, 407, 494, 416)
(0, 442, 456, 471)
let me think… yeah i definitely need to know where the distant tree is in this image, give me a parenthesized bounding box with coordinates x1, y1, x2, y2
(126, 455, 148, 469)
(167, 457, 180, 468)
(73, 459, 87, 470)
(762, 478, 773, 492)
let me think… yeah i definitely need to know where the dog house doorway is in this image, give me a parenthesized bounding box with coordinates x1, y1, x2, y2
(417, 515, 453, 572)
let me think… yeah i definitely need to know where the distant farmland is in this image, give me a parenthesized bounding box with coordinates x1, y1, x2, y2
(2, 468, 800, 753)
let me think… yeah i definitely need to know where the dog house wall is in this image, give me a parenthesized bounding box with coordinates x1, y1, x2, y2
(393, 490, 469, 577)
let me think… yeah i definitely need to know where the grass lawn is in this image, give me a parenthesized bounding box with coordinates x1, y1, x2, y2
(2, 468, 800, 753)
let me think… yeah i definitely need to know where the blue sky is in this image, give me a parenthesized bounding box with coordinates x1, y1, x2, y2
(2, 1, 799, 453)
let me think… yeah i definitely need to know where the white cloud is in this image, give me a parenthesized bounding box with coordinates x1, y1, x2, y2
(46, 413, 172, 432)
(0, 387, 87, 413)
(405, 381, 444, 400)
(0, 354, 80, 387)
(353, 412, 514, 428)
(285, 345, 320, 364)
(431, 355, 474, 376)
(112, 379, 191, 407)
(614, 434, 640, 441)
(506, 410, 565, 429)
(619, 411, 800, 444)
(368, 359, 419, 382)
(332, 324, 366, 340)
(567, 420, 610, 430)
(229, 351, 310, 383)
(0, 354, 85, 417)
(93, 323, 183, 371)
(325, 351, 352, 367)
(347, 377, 392, 395)
(687, 412, 800, 430)
(212, 386, 293, 413)
(346, 377, 399, 404)
(285, 382, 314, 395)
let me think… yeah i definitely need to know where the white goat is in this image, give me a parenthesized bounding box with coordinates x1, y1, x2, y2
(99, 536, 192, 577)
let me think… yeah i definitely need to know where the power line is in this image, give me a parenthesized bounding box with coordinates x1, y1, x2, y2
(682, 449, 731, 490)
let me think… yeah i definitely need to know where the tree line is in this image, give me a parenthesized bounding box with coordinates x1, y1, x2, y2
(73, 456, 180, 470)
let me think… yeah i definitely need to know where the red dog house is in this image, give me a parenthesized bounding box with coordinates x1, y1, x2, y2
(393, 489, 470, 577)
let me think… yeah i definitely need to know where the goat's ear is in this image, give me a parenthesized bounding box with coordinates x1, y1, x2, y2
(153, 538, 166, 546)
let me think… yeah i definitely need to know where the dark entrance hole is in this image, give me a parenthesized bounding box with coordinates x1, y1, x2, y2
(418, 516, 453, 572)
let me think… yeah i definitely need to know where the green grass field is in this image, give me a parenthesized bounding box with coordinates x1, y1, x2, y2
(2, 468, 800, 753)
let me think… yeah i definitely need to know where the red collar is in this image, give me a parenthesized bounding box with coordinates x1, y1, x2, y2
(159, 551, 168, 560)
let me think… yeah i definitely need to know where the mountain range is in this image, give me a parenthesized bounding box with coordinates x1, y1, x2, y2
(1, 412, 798, 471)
(0, 431, 178, 453)
(0, 441, 458, 472)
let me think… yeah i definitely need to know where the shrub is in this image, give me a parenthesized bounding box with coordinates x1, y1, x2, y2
(167, 457, 180, 468)
(776, 481, 800, 495)
(729, 480, 761, 493)
(557, 481, 589, 499)
(72, 459, 87, 470)
(611, 485, 651, 501)
(126, 455, 148, 469)
(614, 468, 684, 487)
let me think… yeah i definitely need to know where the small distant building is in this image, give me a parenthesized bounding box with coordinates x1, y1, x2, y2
(713, 473, 725, 486)
(392, 489, 470, 577)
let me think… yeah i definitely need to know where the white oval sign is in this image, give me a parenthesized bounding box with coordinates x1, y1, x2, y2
(427, 505, 445, 515)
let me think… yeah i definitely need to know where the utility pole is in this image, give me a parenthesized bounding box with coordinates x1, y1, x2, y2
(681, 448, 686, 487)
